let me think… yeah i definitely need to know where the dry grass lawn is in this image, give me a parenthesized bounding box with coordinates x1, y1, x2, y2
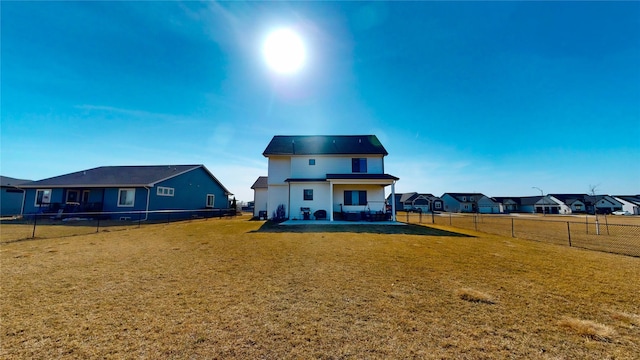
(1, 216, 639, 359)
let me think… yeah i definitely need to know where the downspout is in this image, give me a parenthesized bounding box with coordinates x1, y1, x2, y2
(20, 188, 26, 216)
(143, 186, 150, 221)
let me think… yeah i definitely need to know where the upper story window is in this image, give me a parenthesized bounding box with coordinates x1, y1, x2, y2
(352, 158, 367, 173)
(462, 196, 467, 202)
(309, 159, 316, 166)
(157, 186, 175, 197)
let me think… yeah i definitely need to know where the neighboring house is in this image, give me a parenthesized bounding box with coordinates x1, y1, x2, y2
(518, 196, 542, 213)
(441, 193, 501, 213)
(387, 192, 443, 213)
(19, 165, 232, 220)
(0, 176, 31, 217)
(614, 195, 640, 215)
(493, 197, 521, 213)
(545, 194, 622, 215)
(387, 193, 414, 212)
(262, 135, 399, 221)
(251, 176, 268, 218)
(536, 196, 569, 214)
(588, 195, 623, 214)
(546, 194, 590, 214)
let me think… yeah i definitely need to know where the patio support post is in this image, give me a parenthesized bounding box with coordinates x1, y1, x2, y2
(391, 181, 396, 222)
(329, 181, 334, 221)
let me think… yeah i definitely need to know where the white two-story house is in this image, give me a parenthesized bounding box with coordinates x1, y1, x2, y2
(262, 135, 399, 222)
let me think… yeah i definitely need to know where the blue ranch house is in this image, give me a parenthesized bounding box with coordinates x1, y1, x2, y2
(19, 165, 233, 221)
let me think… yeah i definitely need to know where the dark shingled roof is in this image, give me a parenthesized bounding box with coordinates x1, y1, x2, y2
(263, 135, 388, 156)
(326, 173, 399, 181)
(251, 176, 268, 189)
(0, 176, 32, 187)
(18, 165, 232, 194)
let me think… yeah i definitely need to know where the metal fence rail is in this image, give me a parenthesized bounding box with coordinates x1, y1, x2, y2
(401, 212, 640, 257)
(0, 208, 238, 243)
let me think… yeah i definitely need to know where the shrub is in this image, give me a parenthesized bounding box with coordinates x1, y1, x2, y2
(272, 204, 287, 222)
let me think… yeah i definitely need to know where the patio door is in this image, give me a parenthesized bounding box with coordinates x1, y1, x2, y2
(82, 190, 90, 203)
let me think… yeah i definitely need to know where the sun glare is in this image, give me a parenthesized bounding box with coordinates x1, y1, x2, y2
(262, 28, 306, 74)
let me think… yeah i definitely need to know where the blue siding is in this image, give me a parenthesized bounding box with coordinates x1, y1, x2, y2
(150, 167, 229, 211)
(22, 188, 65, 215)
(20, 166, 230, 220)
(1, 188, 24, 216)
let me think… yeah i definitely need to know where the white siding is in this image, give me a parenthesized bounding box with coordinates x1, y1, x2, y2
(332, 184, 386, 213)
(289, 182, 331, 220)
(253, 188, 268, 217)
(268, 157, 291, 184)
(267, 184, 289, 219)
(290, 155, 384, 178)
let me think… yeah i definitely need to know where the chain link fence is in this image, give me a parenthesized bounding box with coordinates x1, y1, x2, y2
(0, 208, 239, 243)
(400, 211, 640, 257)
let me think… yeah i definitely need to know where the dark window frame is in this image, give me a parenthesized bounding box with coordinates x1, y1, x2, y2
(303, 189, 313, 201)
(344, 190, 367, 206)
(351, 158, 367, 173)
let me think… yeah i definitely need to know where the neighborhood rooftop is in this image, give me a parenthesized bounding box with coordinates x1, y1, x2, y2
(262, 135, 389, 156)
(18, 165, 231, 194)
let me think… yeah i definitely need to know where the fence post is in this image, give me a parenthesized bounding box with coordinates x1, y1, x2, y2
(567, 222, 572, 247)
(474, 214, 478, 231)
(511, 218, 515, 238)
(585, 215, 589, 234)
(431, 210, 435, 224)
(604, 214, 609, 235)
(96, 217, 100, 233)
(406, 211, 409, 223)
(449, 212, 452, 226)
(419, 211, 422, 224)
(32, 214, 38, 238)
(138, 212, 142, 228)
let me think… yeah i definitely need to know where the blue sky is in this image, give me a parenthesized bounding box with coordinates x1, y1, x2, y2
(2, 1, 639, 202)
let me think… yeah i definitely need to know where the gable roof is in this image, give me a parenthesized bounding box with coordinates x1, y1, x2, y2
(263, 135, 388, 156)
(18, 165, 232, 194)
(614, 195, 640, 205)
(251, 176, 268, 189)
(0, 176, 31, 187)
(442, 193, 486, 202)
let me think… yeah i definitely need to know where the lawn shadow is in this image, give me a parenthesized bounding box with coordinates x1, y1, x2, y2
(251, 221, 473, 237)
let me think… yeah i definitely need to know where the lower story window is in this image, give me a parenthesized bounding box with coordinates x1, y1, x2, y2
(35, 189, 52, 206)
(206, 194, 215, 208)
(304, 189, 313, 201)
(344, 190, 367, 206)
(66, 190, 80, 203)
(118, 188, 135, 207)
(434, 202, 442, 209)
